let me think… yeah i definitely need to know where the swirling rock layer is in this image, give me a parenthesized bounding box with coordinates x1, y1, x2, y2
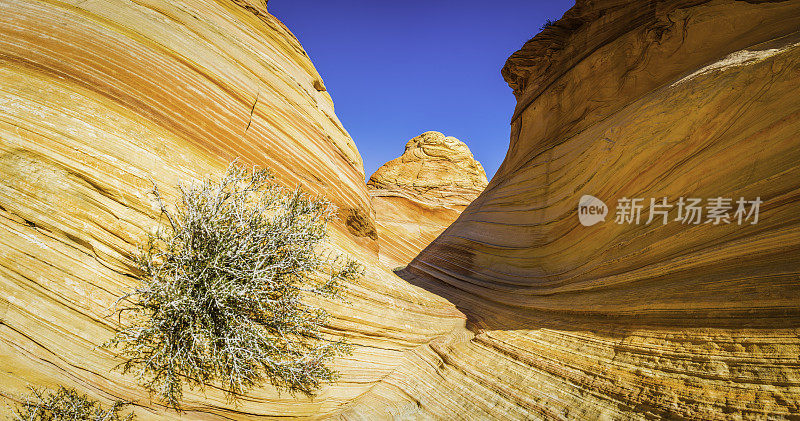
(390, 0, 800, 419)
(368, 131, 487, 208)
(3, 0, 800, 419)
(368, 131, 488, 266)
(0, 1, 457, 419)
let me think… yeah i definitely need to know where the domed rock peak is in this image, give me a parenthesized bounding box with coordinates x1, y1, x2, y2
(367, 132, 488, 266)
(367, 131, 488, 208)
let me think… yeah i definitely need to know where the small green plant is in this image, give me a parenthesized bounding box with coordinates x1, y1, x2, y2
(106, 162, 362, 410)
(540, 19, 556, 31)
(9, 386, 135, 421)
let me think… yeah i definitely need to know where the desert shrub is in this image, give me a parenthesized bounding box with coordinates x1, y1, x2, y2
(540, 19, 556, 30)
(106, 162, 362, 410)
(9, 386, 134, 421)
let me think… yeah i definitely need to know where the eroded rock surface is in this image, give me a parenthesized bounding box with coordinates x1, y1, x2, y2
(0, 2, 461, 419)
(368, 131, 488, 266)
(3, 0, 800, 419)
(388, 0, 800, 419)
(368, 131, 487, 208)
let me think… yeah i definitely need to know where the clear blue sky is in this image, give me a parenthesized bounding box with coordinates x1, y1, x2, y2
(269, 1, 575, 181)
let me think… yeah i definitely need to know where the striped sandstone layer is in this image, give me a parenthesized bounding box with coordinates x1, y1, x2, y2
(368, 131, 488, 266)
(0, 1, 461, 419)
(385, 0, 800, 419)
(3, 0, 800, 419)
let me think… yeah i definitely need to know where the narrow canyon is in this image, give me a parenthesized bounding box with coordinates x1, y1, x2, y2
(0, 0, 799, 419)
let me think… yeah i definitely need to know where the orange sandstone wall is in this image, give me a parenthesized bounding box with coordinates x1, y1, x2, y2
(4, 0, 800, 419)
(0, 1, 462, 419)
(391, 0, 800, 418)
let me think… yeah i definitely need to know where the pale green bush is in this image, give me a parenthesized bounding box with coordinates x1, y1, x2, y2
(10, 386, 134, 421)
(107, 163, 361, 410)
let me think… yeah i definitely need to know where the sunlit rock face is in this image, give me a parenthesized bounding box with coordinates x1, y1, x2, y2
(368, 131, 488, 266)
(368, 131, 488, 208)
(4, 0, 800, 419)
(384, 0, 800, 419)
(0, 2, 465, 419)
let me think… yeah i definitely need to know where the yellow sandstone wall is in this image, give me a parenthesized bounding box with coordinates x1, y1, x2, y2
(391, 0, 800, 418)
(0, 1, 463, 418)
(3, 0, 800, 419)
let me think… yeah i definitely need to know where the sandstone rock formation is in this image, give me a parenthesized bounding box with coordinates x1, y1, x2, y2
(391, 0, 800, 418)
(3, 0, 800, 419)
(368, 131, 488, 266)
(0, 1, 454, 419)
